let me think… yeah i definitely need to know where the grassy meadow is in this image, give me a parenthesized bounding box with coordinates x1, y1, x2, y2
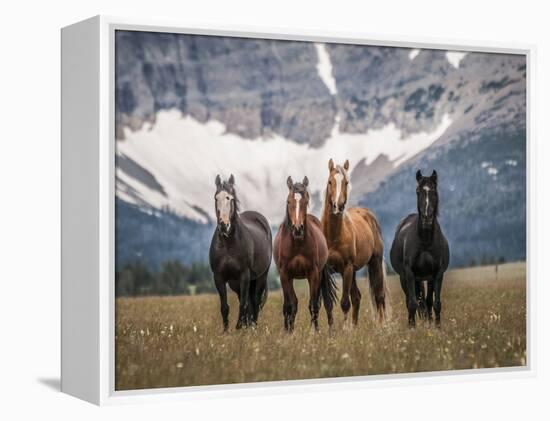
(115, 262, 527, 390)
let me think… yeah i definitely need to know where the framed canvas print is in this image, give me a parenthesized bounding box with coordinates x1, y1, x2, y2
(61, 16, 533, 405)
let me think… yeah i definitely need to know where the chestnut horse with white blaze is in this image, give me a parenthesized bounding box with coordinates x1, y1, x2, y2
(321, 159, 389, 325)
(273, 176, 338, 332)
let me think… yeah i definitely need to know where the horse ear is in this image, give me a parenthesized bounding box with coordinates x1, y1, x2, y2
(287, 176, 293, 190)
(344, 159, 350, 171)
(228, 174, 235, 185)
(215, 174, 222, 189)
(328, 158, 334, 172)
(416, 169, 423, 182)
(302, 176, 309, 188)
(431, 170, 438, 184)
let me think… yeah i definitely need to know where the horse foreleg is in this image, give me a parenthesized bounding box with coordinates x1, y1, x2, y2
(404, 266, 417, 327)
(281, 273, 297, 332)
(350, 271, 361, 326)
(341, 264, 354, 328)
(367, 256, 386, 323)
(250, 273, 268, 326)
(236, 270, 251, 330)
(247, 281, 257, 326)
(426, 280, 434, 322)
(214, 276, 229, 332)
(307, 270, 321, 332)
(433, 274, 444, 327)
(415, 280, 427, 319)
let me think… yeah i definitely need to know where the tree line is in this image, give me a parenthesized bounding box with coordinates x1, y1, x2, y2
(115, 259, 281, 297)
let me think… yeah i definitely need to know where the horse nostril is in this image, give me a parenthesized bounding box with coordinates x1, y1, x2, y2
(293, 225, 304, 236)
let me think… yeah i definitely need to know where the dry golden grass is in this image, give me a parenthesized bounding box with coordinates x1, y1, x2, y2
(115, 262, 526, 390)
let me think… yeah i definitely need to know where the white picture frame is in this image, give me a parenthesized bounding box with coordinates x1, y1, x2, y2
(61, 15, 536, 405)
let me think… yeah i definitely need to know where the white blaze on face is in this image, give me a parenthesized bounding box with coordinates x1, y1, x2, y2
(423, 185, 430, 216)
(334, 173, 344, 206)
(294, 193, 302, 224)
(215, 190, 233, 225)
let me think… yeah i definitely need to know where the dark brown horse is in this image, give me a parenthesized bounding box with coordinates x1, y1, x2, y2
(209, 175, 272, 331)
(321, 159, 389, 326)
(273, 176, 338, 332)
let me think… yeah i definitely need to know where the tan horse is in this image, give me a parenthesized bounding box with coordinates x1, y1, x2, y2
(321, 159, 389, 325)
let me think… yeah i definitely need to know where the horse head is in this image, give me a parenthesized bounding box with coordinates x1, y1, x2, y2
(286, 175, 310, 240)
(326, 158, 350, 215)
(214, 174, 239, 237)
(416, 169, 439, 229)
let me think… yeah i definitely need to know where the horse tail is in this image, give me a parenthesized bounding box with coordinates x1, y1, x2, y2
(320, 264, 338, 311)
(381, 259, 392, 320)
(367, 257, 391, 322)
(259, 283, 268, 310)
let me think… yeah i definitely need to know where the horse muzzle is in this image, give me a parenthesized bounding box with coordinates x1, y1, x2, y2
(292, 224, 305, 239)
(420, 216, 434, 229)
(218, 221, 231, 237)
(332, 202, 345, 214)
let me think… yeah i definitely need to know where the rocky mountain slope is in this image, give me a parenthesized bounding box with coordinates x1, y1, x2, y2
(115, 31, 335, 145)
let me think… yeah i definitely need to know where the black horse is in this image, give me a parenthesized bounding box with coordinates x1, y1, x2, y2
(209, 174, 272, 331)
(390, 170, 449, 327)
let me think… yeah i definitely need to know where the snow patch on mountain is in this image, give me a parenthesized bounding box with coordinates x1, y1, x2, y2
(446, 51, 468, 68)
(409, 49, 420, 60)
(315, 43, 337, 95)
(116, 110, 452, 225)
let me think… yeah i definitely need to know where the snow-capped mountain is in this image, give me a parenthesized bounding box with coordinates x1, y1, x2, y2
(116, 110, 451, 225)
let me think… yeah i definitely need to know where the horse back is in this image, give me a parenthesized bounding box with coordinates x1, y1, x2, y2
(434, 220, 450, 272)
(307, 214, 329, 265)
(347, 207, 383, 264)
(307, 214, 322, 230)
(394, 213, 416, 238)
(390, 213, 416, 273)
(240, 210, 273, 278)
